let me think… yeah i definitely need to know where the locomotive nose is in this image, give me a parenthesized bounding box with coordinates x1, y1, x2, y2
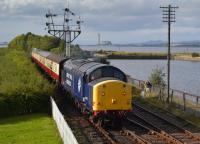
(92, 80, 132, 111)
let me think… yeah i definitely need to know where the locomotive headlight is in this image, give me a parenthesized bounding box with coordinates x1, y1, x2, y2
(112, 99, 117, 104)
(122, 91, 126, 95)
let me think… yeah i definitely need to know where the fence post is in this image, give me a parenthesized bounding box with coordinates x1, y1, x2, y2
(171, 90, 173, 103)
(183, 93, 186, 111)
(196, 97, 199, 106)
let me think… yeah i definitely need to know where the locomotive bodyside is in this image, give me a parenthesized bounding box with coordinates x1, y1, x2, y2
(61, 59, 94, 110)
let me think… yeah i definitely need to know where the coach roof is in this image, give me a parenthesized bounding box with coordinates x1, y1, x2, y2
(47, 53, 66, 63)
(33, 48, 66, 63)
(36, 50, 51, 58)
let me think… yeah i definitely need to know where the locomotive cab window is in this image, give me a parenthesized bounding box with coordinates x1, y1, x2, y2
(88, 66, 127, 82)
(113, 69, 126, 81)
(89, 68, 102, 81)
(102, 67, 113, 77)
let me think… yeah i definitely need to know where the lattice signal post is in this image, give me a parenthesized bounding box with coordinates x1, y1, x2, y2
(160, 5, 178, 102)
(45, 8, 83, 57)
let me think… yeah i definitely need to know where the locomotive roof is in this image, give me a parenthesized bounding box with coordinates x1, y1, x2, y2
(64, 59, 107, 74)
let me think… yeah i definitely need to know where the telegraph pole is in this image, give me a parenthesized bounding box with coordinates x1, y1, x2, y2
(160, 5, 178, 103)
(45, 6, 83, 58)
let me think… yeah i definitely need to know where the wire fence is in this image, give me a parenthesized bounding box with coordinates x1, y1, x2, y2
(128, 77, 200, 116)
(51, 97, 79, 144)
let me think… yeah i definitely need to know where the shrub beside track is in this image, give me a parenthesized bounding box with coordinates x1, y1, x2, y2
(0, 48, 56, 118)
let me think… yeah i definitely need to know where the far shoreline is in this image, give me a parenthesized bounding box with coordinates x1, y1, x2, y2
(94, 51, 200, 62)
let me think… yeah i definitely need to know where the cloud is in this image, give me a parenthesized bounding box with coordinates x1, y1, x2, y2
(0, 0, 63, 16)
(0, 0, 200, 43)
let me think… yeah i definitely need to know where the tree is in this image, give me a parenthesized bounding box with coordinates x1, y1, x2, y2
(192, 52, 199, 57)
(149, 67, 166, 86)
(149, 67, 166, 100)
(8, 32, 61, 52)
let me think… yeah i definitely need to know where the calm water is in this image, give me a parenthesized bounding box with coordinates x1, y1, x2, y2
(81, 45, 200, 53)
(0, 45, 7, 48)
(81, 45, 200, 95)
(109, 59, 200, 96)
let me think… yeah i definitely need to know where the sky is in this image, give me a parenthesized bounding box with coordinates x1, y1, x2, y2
(0, 0, 200, 44)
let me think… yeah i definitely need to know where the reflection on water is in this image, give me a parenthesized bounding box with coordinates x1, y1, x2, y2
(109, 59, 200, 96)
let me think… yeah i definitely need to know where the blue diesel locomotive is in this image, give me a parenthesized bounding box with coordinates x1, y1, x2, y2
(32, 49, 132, 127)
(61, 59, 132, 126)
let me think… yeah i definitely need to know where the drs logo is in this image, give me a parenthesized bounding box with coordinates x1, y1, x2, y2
(78, 78, 81, 93)
(66, 73, 72, 87)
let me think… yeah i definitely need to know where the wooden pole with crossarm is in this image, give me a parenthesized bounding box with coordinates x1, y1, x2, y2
(160, 5, 178, 103)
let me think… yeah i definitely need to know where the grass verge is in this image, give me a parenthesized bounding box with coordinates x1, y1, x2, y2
(0, 113, 62, 144)
(0, 48, 56, 117)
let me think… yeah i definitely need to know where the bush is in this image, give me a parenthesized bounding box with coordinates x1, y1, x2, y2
(8, 32, 60, 52)
(0, 49, 55, 118)
(149, 67, 166, 87)
(192, 52, 199, 57)
(50, 44, 91, 58)
(8, 32, 90, 58)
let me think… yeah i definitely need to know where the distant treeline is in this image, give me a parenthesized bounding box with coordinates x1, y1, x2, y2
(95, 50, 167, 59)
(8, 32, 90, 58)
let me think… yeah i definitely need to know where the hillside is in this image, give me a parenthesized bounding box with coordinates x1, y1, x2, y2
(8, 32, 90, 58)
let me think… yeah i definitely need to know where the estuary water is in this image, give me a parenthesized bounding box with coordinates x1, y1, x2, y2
(80, 45, 200, 96)
(81, 45, 200, 53)
(109, 59, 200, 96)
(0, 45, 7, 48)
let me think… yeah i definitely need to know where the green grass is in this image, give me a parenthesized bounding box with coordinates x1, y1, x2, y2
(0, 48, 56, 117)
(0, 113, 62, 144)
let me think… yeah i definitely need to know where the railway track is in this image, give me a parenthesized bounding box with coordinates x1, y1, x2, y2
(55, 91, 145, 144)
(131, 103, 200, 144)
(57, 95, 107, 144)
(125, 117, 180, 144)
(55, 90, 200, 144)
(109, 129, 145, 144)
(89, 119, 147, 144)
(58, 95, 144, 144)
